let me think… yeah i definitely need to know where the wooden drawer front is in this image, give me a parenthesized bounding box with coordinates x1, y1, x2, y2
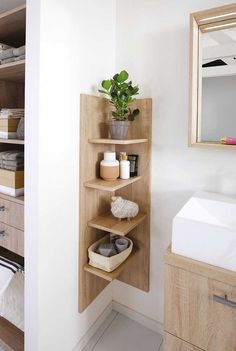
(0, 199, 24, 230)
(164, 333, 203, 351)
(0, 223, 24, 256)
(164, 265, 236, 351)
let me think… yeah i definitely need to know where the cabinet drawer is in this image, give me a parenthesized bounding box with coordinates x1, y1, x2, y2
(0, 223, 24, 256)
(164, 333, 203, 351)
(0, 198, 24, 230)
(164, 264, 236, 350)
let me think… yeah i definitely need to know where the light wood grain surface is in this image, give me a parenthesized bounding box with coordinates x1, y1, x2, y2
(89, 138, 148, 145)
(0, 61, 25, 83)
(0, 197, 24, 230)
(84, 176, 141, 192)
(88, 212, 146, 236)
(164, 246, 236, 350)
(0, 5, 25, 47)
(0, 317, 24, 351)
(164, 333, 203, 351)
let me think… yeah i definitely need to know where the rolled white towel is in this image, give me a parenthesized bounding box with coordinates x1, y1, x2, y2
(14, 55, 25, 62)
(0, 48, 14, 60)
(13, 45, 25, 57)
(0, 57, 15, 65)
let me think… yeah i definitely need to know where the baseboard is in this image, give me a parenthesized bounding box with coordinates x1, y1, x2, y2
(73, 302, 113, 351)
(112, 301, 163, 335)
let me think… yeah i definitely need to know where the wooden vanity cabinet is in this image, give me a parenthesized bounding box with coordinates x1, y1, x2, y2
(164, 246, 236, 351)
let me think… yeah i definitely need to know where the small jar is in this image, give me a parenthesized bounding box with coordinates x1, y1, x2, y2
(100, 151, 119, 181)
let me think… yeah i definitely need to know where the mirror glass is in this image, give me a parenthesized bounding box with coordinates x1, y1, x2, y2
(199, 26, 236, 143)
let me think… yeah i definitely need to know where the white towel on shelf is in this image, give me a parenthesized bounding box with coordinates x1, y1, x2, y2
(0, 48, 14, 60)
(0, 109, 24, 119)
(14, 55, 25, 62)
(13, 45, 25, 57)
(0, 132, 17, 139)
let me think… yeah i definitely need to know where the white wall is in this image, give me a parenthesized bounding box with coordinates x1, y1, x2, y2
(25, 1, 116, 350)
(114, 0, 236, 326)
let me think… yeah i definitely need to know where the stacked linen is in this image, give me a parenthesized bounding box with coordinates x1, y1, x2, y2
(0, 151, 24, 171)
(0, 45, 25, 65)
(0, 109, 24, 140)
(0, 151, 24, 197)
(0, 109, 24, 119)
(0, 248, 24, 331)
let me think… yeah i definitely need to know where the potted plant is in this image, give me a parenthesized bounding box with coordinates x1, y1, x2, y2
(99, 70, 140, 140)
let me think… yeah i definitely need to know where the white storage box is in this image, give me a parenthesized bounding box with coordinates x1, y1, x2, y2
(88, 235, 133, 272)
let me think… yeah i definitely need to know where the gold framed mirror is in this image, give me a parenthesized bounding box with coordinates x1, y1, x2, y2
(189, 3, 236, 148)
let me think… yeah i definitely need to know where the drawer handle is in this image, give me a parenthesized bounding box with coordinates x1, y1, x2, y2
(0, 206, 5, 212)
(213, 294, 236, 309)
(0, 230, 7, 237)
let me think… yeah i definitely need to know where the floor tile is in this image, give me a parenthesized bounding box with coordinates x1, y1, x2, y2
(91, 313, 163, 351)
(85, 311, 118, 351)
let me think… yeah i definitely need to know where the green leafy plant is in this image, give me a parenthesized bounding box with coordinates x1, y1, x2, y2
(99, 70, 140, 121)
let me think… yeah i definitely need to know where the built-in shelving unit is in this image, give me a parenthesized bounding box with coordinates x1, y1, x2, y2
(0, 138, 24, 145)
(0, 5, 25, 47)
(89, 138, 148, 145)
(79, 94, 152, 312)
(0, 5, 25, 351)
(0, 60, 25, 82)
(84, 176, 141, 192)
(88, 213, 146, 236)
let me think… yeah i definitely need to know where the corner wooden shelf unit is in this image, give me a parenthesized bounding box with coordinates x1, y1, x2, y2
(0, 5, 26, 351)
(79, 94, 152, 312)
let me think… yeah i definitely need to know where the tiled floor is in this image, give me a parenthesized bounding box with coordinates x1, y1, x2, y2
(83, 311, 163, 351)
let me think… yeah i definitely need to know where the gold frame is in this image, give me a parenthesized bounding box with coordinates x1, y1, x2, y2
(189, 3, 236, 148)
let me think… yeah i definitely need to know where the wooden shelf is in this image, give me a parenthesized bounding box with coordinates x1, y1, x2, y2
(89, 138, 148, 145)
(0, 317, 24, 351)
(84, 176, 141, 192)
(84, 247, 138, 282)
(0, 5, 26, 47)
(88, 212, 146, 236)
(0, 60, 25, 82)
(0, 138, 24, 145)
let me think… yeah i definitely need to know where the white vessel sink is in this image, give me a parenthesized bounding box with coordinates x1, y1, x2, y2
(172, 191, 236, 272)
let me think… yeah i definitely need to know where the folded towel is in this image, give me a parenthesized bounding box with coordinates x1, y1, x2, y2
(0, 151, 24, 161)
(2, 160, 24, 171)
(0, 44, 11, 52)
(0, 131, 17, 139)
(1, 165, 24, 171)
(14, 55, 25, 62)
(0, 254, 23, 296)
(13, 46, 25, 57)
(3, 160, 24, 167)
(0, 109, 24, 119)
(0, 48, 14, 60)
(0, 250, 24, 331)
(1, 57, 15, 65)
(17, 118, 24, 140)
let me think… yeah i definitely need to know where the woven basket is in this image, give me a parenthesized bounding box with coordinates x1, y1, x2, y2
(88, 235, 133, 272)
